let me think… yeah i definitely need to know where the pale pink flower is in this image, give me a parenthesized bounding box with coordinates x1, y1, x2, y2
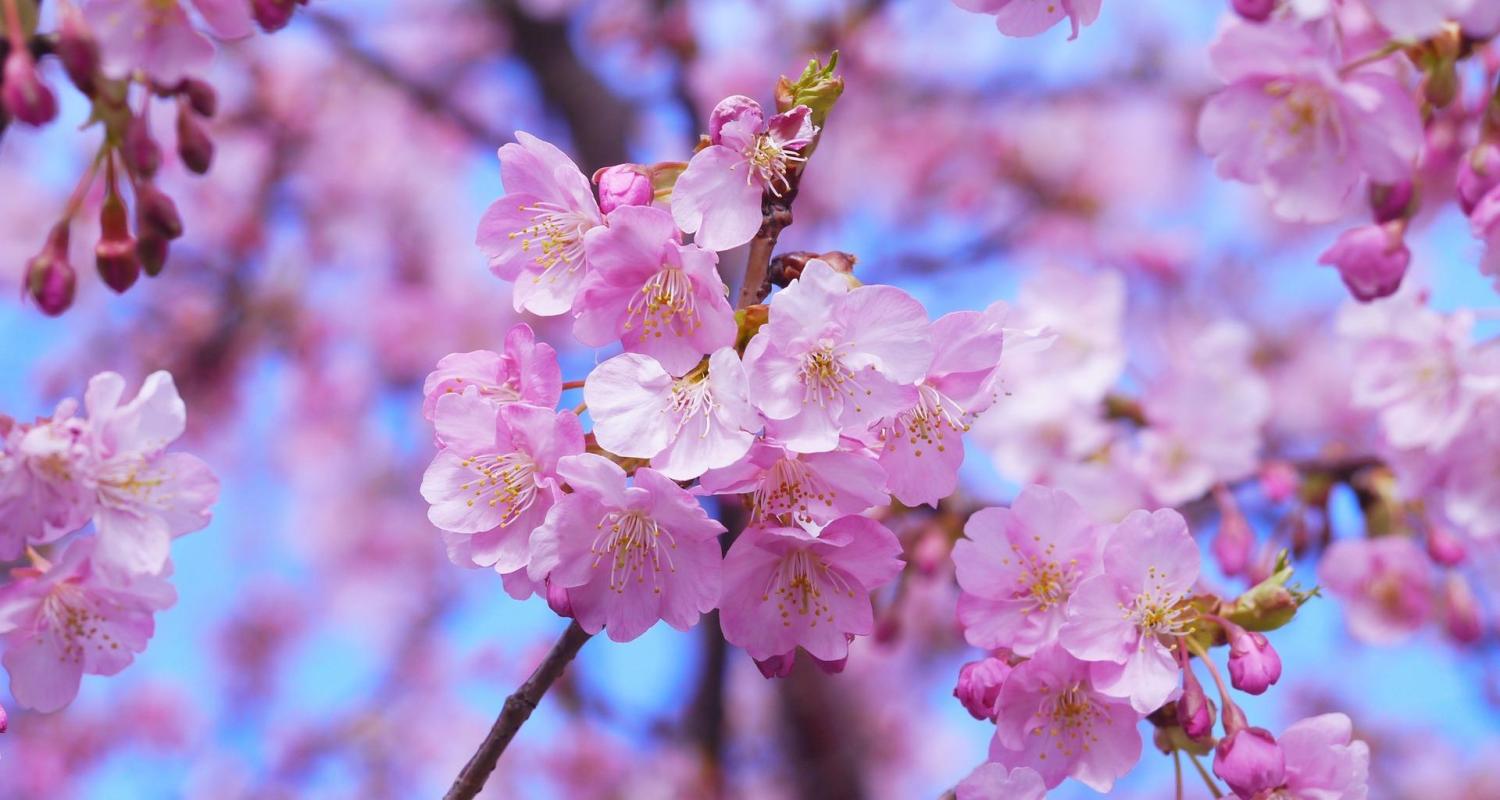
(1059, 508, 1196, 713)
(1198, 19, 1423, 223)
(420, 390, 583, 573)
(420, 323, 561, 421)
(953, 0, 1102, 40)
(83, 0, 216, 84)
(1440, 418, 1500, 540)
(0, 538, 176, 712)
(873, 303, 1006, 507)
(584, 349, 758, 481)
(476, 132, 605, 315)
(1318, 536, 1433, 644)
(718, 515, 903, 664)
(696, 439, 888, 527)
(954, 485, 1102, 656)
(989, 645, 1142, 791)
(672, 96, 816, 251)
(1472, 185, 1500, 287)
(954, 763, 1046, 800)
(574, 205, 736, 374)
(1364, 0, 1477, 39)
(1267, 713, 1370, 799)
(528, 454, 725, 642)
(743, 259, 932, 453)
(0, 403, 96, 557)
(83, 372, 219, 575)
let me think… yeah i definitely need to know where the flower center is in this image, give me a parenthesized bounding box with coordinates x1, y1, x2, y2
(762, 548, 854, 626)
(508, 202, 593, 283)
(1265, 81, 1335, 150)
(625, 265, 699, 340)
(457, 451, 540, 526)
(798, 345, 868, 410)
(1038, 682, 1106, 758)
(745, 134, 807, 196)
(753, 456, 836, 525)
(1121, 566, 1192, 643)
(1007, 543, 1081, 614)
(877, 384, 971, 458)
(39, 582, 115, 665)
(590, 509, 677, 593)
(667, 374, 717, 437)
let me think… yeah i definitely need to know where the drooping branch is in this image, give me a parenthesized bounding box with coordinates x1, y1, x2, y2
(444, 620, 594, 800)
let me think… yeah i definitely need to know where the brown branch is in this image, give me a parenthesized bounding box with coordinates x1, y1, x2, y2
(444, 620, 593, 800)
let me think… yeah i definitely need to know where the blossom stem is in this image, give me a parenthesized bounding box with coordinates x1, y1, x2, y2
(62, 145, 109, 221)
(1188, 752, 1225, 799)
(1339, 42, 1402, 76)
(1184, 637, 1237, 714)
(737, 125, 830, 308)
(443, 620, 593, 800)
(572, 401, 587, 416)
(1174, 749, 1184, 800)
(561, 379, 585, 391)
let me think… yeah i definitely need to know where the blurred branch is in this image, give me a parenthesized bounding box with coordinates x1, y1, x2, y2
(444, 620, 594, 800)
(778, 659, 867, 800)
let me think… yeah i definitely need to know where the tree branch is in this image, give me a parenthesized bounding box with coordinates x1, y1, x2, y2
(444, 620, 593, 800)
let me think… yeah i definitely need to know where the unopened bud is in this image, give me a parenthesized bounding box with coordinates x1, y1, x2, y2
(775, 52, 843, 128)
(124, 116, 162, 179)
(544, 579, 572, 619)
(1231, 0, 1275, 22)
(26, 223, 76, 316)
(252, 0, 297, 32)
(178, 77, 217, 118)
(135, 184, 183, 240)
(1214, 727, 1285, 798)
(1458, 143, 1500, 216)
(137, 230, 169, 277)
(1213, 488, 1254, 577)
(1226, 624, 1282, 695)
(57, 4, 101, 96)
(593, 164, 653, 214)
(176, 106, 214, 174)
(2, 49, 57, 126)
(954, 657, 1011, 721)
(1318, 223, 1409, 302)
(1369, 180, 1414, 225)
(1176, 670, 1216, 740)
(96, 195, 140, 293)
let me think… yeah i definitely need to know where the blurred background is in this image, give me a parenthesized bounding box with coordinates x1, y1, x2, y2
(2, 0, 1499, 797)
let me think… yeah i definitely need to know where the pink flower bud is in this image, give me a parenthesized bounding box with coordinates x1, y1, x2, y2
(2, 49, 57, 126)
(57, 4, 100, 96)
(1369, 180, 1413, 224)
(1231, 0, 1275, 22)
(1213, 491, 1254, 578)
(1317, 224, 1409, 302)
(176, 107, 215, 174)
(954, 657, 1011, 721)
(0, 700, 7, 733)
(96, 195, 140, 293)
(26, 223, 75, 316)
(1177, 667, 1216, 740)
(544, 580, 572, 618)
(178, 78, 218, 118)
(755, 652, 794, 679)
(136, 184, 183, 240)
(1443, 573, 1483, 645)
(1259, 462, 1297, 503)
(1427, 524, 1467, 567)
(1213, 727, 1285, 798)
(1226, 625, 1281, 695)
(124, 116, 163, 179)
(252, 0, 297, 33)
(1459, 143, 1500, 215)
(593, 164, 654, 214)
(137, 229, 169, 277)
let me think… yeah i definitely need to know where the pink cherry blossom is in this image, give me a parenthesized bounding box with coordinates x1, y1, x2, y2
(953, 485, 1101, 656)
(695, 439, 888, 527)
(420, 323, 562, 421)
(1059, 508, 1196, 713)
(1215, 726, 1286, 798)
(743, 259, 932, 454)
(420, 391, 583, 573)
(83, 0, 216, 84)
(1197, 19, 1423, 223)
(718, 515, 903, 664)
(0, 402, 95, 557)
(954, 0, 1103, 40)
(528, 454, 725, 642)
(0, 538, 176, 712)
(873, 302, 1006, 507)
(1270, 713, 1370, 799)
(989, 645, 1142, 791)
(1318, 536, 1433, 644)
(955, 656, 1012, 721)
(954, 763, 1046, 800)
(476, 131, 605, 315)
(584, 349, 758, 481)
(574, 204, 736, 374)
(672, 97, 816, 251)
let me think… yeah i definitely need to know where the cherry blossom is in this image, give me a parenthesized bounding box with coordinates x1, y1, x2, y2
(954, 0, 1103, 40)
(1318, 536, 1433, 644)
(420, 323, 562, 421)
(695, 439, 888, 527)
(954, 763, 1046, 800)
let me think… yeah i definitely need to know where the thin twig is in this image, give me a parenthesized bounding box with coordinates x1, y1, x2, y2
(444, 620, 594, 800)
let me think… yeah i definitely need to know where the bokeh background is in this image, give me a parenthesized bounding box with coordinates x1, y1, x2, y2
(2, 0, 1498, 797)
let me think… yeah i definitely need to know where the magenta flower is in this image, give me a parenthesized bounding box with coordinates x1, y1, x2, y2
(421, 323, 561, 421)
(594, 164, 654, 214)
(0, 538, 175, 712)
(955, 763, 1046, 800)
(1215, 726, 1286, 798)
(83, 0, 216, 84)
(1319, 224, 1410, 302)
(1226, 624, 1282, 695)
(476, 132, 605, 316)
(421, 390, 583, 573)
(528, 454, 725, 642)
(718, 515, 903, 665)
(1197, 19, 1423, 223)
(574, 205, 736, 374)
(743, 259, 932, 453)
(955, 656, 1012, 721)
(954, 485, 1102, 656)
(1272, 713, 1371, 799)
(1318, 536, 1433, 645)
(84, 372, 219, 575)
(1059, 508, 1197, 713)
(873, 303, 1006, 507)
(953, 0, 1102, 40)
(672, 96, 816, 251)
(989, 645, 1142, 791)
(584, 349, 758, 481)
(696, 439, 888, 527)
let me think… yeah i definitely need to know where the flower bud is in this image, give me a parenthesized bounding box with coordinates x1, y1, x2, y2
(1317, 223, 1409, 302)
(176, 106, 214, 174)
(26, 223, 76, 316)
(1226, 626, 1282, 695)
(1213, 490, 1253, 578)
(544, 580, 572, 619)
(1213, 727, 1285, 798)
(1458, 143, 1500, 216)
(593, 164, 653, 214)
(775, 52, 843, 128)
(57, 4, 101, 96)
(1369, 180, 1413, 225)
(1443, 573, 1483, 645)
(0, 700, 7, 733)
(1177, 668, 1216, 740)
(252, 0, 297, 32)
(137, 229, 169, 277)
(2, 48, 57, 126)
(1427, 524, 1467, 567)
(1258, 462, 1297, 503)
(96, 195, 140, 293)
(954, 657, 1011, 721)
(178, 77, 217, 118)
(136, 184, 183, 240)
(1231, 0, 1275, 22)
(755, 652, 795, 679)
(124, 116, 163, 179)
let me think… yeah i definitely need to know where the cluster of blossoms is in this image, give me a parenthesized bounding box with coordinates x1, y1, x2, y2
(2, 0, 304, 315)
(0, 371, 218, 715)
(950, 485, 1368, 797)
